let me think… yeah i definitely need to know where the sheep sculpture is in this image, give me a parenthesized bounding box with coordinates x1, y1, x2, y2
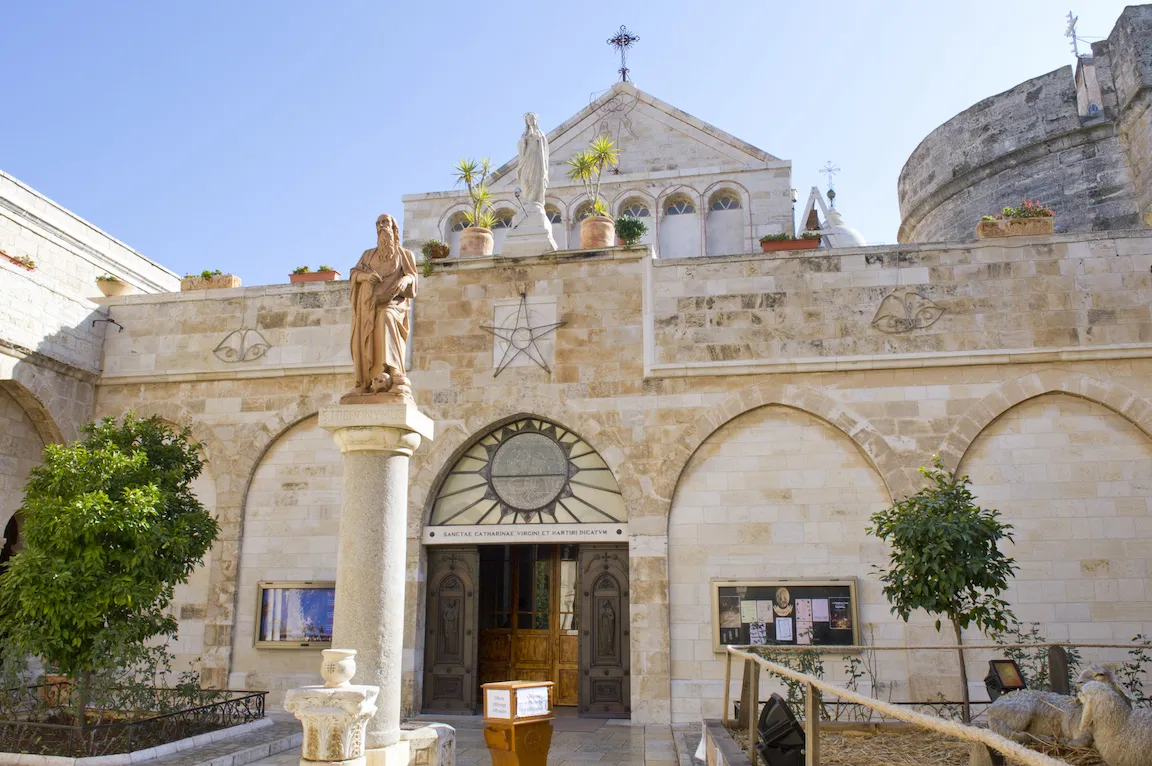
(986, 664, 1136, 747)
(1078, 680, 1152, 766)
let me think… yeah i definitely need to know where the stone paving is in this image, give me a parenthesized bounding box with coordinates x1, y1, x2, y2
(245, 713, 702, 766)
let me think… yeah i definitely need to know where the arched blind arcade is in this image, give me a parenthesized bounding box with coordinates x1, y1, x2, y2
(429, 419, 626, 525)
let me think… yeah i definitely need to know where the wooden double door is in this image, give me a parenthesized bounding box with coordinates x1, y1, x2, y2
(423, 543, 629, 715)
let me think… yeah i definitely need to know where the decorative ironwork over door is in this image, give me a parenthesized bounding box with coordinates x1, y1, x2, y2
(422, 548, 479, 711)
(578, 544, 630, 716)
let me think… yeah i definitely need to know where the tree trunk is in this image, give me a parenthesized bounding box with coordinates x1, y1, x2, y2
(952, 619, 971, 723)
(75, 670, 91, 737)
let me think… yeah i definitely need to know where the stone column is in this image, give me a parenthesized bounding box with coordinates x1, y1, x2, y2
(320, 402, 434, 764)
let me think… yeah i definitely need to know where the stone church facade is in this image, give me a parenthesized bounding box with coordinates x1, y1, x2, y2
(3, 9, 1152, 727)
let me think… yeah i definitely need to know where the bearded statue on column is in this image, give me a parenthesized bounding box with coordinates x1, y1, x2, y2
(343, 214, 418, 403)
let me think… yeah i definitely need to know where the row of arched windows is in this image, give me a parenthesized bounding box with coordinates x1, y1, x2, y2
(442, 188, 747, 258)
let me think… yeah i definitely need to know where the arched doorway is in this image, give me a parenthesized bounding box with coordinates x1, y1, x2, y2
(422, 417, 629, 716)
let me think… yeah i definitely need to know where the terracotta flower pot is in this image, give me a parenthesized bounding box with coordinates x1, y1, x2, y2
(425, 242, 451, 260)
(459, 227, 494, 257)
(96, 278, 133, 297)
(760, 238, 820, 252)
(290, 270, 340, 284)
(580, 216, 615, 249)
(976, 217, 1055, 238)
(181, 274, 242, 291)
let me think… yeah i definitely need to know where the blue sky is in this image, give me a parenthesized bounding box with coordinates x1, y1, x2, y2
(0, 1, 1130, 286)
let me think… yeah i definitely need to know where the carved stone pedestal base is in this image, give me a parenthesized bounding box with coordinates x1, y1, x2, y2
(284, 650, 380, 766)
(502, 205, 558, 258)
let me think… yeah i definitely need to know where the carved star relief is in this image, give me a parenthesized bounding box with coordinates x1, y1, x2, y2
(481, 293, 565, 377)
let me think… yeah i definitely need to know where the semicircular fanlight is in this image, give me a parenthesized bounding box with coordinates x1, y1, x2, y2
(429, 418, 626, 525)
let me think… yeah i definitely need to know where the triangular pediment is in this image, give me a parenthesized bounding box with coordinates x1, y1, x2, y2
(488, 82, 780, 190)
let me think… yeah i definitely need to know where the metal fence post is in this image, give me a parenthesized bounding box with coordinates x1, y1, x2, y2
(722, 652, 733, 725)
(749, 664, 759, 766)
(1048, 647, 1070, 695)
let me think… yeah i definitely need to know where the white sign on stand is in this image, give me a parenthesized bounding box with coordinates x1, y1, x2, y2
(516, 686, 550, 718)
(485, 689, 512, 719)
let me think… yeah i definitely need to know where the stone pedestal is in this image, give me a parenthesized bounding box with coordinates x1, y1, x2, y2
(320, 403, 435, 752)
(284, 650, 380, 766)
(501, 204, 558, 258)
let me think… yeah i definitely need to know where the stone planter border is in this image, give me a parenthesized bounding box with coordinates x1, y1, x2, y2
(703, 719, 751, 766)
(0, 718, 274, 766)
(180, 274, 242, 291)
(975, 216, 1055, 238)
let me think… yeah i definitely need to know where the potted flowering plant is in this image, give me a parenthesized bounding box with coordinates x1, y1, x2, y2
(567, 136, 619, 249)
(289, 265, 341, 283)
(976, 200, 1055, 238)
(422, 239, 451, 260)
(95, 274, 133, 297)
(180, 269, 242, 291)
(759, 232, 821, 253)
(454, 157, 496, 257)
(1, 250, 36, 270)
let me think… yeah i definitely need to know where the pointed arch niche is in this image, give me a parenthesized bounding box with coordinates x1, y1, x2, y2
(424, 417, 627, 543)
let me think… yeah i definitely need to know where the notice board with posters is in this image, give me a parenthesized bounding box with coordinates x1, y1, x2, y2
(710, 579, 860, 651)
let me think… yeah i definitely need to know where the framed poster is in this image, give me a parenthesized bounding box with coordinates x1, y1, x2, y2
(255, 581, 336, 648)
(709, 579, 860, 652)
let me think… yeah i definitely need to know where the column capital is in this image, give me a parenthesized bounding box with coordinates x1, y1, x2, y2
(320, 403, 435, 455)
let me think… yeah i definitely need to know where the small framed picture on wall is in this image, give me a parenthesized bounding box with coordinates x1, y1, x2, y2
(254, 581, 336, 648)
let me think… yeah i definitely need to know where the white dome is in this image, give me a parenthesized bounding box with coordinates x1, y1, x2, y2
(823, 209, 867, 247)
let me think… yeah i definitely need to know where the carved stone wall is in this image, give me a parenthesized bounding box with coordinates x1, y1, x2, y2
(93, 230, 1152, 723)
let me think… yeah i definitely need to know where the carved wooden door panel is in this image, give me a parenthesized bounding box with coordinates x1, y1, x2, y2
(422, 547, 478, 712)
(578, 544, 629, 717)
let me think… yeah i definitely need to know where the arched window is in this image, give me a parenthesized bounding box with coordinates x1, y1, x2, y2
(545, 205, 565, 248)
(446, 212, 469, 258)
(428, 418, 626, 526)
(709, 192, 741, 211)
(570, 202, 596, 247)
(706, 189, 744, 256)
(491, 208, 516, 253)
(617, 198, 654, 248)
(659, 193, 701, 258)
(619, 198, 650, 218)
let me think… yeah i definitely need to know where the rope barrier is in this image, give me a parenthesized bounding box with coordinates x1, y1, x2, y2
(728, 641, 1143, 652)
(726, 645, 1072, 766)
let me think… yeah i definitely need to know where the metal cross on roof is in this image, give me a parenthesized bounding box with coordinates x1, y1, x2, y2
(820, 161, 841, 208)
(608, 25, 640, 83)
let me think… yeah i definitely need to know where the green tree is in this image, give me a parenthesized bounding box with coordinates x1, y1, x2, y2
(567, 136, 618, 216)
(866, 456, 1017, 722)
(0, 414, 219, 729)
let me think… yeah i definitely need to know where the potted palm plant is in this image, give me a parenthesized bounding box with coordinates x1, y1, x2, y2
(976, 200, 1055, 238)
(567, 136, 619, 249)
(454, 157, 496, 257)
(95, 274, 133, 297)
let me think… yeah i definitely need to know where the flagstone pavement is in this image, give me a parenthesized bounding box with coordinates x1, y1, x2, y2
(248, 712, 702, 766)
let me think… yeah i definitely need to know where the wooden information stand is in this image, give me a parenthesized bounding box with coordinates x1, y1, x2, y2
(481, 681, 555, 766)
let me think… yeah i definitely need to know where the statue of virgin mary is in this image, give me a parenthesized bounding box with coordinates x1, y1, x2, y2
(517, 113, 548, 212)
